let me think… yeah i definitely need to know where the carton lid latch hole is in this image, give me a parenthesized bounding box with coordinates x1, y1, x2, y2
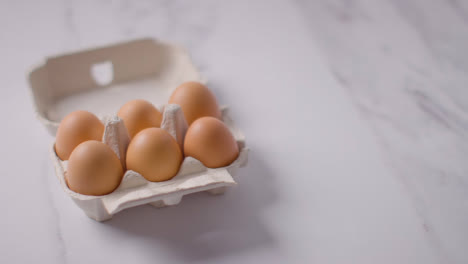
(91, 61, 114, 86)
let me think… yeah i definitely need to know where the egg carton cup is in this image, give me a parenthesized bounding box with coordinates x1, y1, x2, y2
(28, 39, 249, 221)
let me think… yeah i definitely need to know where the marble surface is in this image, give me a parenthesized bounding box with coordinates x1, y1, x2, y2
(1, 0, 467, 263)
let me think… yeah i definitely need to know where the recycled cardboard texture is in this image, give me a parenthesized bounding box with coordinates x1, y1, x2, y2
(29, 39, 248, 221)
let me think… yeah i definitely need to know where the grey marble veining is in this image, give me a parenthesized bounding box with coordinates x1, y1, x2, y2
(294, 0, 468, 263)
(0, 0, 467, 263)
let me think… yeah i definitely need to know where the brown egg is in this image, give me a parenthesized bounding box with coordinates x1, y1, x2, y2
(117, 99, 163, 139)
(184, 117, 239, 168)
(168, 81, 221, 125)
(126, 128, 183, 182)
(66, 140, 123, 196)
(55, 110, 104, 160)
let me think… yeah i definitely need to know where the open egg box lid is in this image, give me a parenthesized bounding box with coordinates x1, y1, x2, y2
(29, 38, 204, 135)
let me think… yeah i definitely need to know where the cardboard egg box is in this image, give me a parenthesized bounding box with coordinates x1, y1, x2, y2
(28, 38, 248, 221)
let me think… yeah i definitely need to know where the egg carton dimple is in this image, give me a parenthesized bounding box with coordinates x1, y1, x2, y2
(30, 38, 248, 221)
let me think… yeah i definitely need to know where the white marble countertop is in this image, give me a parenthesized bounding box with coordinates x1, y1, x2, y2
(1, 0, 467, 263)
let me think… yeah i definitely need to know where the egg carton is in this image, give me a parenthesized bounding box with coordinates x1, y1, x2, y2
(28, 38, 248, 221)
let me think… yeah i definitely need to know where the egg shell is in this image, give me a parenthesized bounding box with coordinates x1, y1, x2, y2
(117, 99, 163, 138)
(55, 110, 104, 160)
(184, 117, 239, 168)
(126, 127, 183, 182)
(168, 81, 221, 125)
(66, 140, 124, 196)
